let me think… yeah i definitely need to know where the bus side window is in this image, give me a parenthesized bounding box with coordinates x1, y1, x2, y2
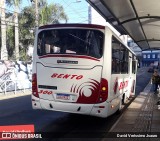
(112, 37, 121, 74)
(112, 58, 116, 73)
(112, 36, 129, 74)
(112, 58, 120, 73)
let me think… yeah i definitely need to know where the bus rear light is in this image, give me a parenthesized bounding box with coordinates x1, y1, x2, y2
(102, 87, 107, 91)
(97, 78, 108, 103)
(111, 105, 114, 108)
(32, 73, 39, 98)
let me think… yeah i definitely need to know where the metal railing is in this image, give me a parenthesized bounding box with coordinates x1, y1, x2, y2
(0, 67, 31, 95)
(0, 79, 26, 95)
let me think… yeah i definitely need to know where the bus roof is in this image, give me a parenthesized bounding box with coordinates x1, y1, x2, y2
(38, 23, 105, 30)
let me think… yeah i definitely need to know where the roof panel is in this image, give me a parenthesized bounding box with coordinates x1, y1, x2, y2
(149, 41, 160, 49)
(141, 19, 160, 40)
(137, 41, 149, 49)
(133, 0, 160, 17)
(101, 0, 136, 22)
(87, 0, 160, 50)
(123, 20, 145, 41)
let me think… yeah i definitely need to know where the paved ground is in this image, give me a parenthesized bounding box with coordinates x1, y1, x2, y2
(103, 82, 160, 141)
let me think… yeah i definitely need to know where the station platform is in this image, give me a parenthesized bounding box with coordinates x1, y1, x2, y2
(103, 82, 160, 140)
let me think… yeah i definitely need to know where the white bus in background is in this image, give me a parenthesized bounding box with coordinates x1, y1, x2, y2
(32, 24, 137, 118)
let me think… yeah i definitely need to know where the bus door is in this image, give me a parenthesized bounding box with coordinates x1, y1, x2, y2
(125, 55, 132, 98)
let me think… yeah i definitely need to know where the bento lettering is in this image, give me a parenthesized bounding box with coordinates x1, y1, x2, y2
(63, 74, 70, 79)
(76, 75, 83, 80)
(51, 73, 83, 80)
(57, 74, 64, 78)
(119, 81, 128, 90)
(51, 73, 58, 78)
(70, 75, 77, 79)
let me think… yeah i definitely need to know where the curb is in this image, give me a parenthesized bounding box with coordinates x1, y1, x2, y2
(108, 81, 152, 133)
(0, 89, 31, 100)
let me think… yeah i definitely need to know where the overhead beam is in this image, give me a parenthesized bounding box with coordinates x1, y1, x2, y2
(129, 0, 150, 49)
(136, 39, 160, 43)
(120, 16, 160, 24)
(142, 48, 160, 51)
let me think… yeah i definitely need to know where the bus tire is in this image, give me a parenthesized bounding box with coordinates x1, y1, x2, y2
(122, 93, 127, 105)
(116, 99, 122, 115)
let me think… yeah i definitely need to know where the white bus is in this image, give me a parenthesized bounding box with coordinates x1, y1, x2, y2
(32, 24, 137, 118)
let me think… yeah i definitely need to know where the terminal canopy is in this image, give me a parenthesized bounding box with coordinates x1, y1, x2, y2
(87, 0, 160, 50)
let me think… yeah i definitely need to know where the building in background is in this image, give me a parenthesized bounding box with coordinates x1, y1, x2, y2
(127, 39, 160, 68)
(141, 50, 160, 67)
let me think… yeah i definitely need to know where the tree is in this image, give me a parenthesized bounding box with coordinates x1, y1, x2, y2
(6, 0, 22, 60)
(0, 0, 8, 60)
(19, 2, 68, 60)
(37, 0, 68, 25)
(18, 6, 35, 61)
(6, 25, 14, 59)
(3, 1, 68, 61)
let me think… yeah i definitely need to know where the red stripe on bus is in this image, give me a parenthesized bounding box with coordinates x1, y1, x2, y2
(39, 55, 100, 61)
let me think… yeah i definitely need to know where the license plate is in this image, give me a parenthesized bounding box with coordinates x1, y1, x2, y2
(56, 94, 70, 100)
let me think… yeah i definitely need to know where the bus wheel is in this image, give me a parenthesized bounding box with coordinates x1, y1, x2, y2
(116, 99, 122, 114)
(122, 93, 127, 105)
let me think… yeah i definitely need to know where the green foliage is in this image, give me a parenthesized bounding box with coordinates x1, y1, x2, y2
(18, 6, 35, 61)
(19, 47, 31, 61)
(39, 2, 68, 25)
(6, 26, 15, 59)
(6, 0, 22, 7)
(19, 6, 35, 45)
(2, 0, 68, 61)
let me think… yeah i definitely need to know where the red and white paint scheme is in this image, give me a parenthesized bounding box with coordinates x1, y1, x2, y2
(32, 24, 137, 118)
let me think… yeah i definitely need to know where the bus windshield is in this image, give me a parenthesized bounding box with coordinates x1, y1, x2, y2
(37, 29, 104, 59)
